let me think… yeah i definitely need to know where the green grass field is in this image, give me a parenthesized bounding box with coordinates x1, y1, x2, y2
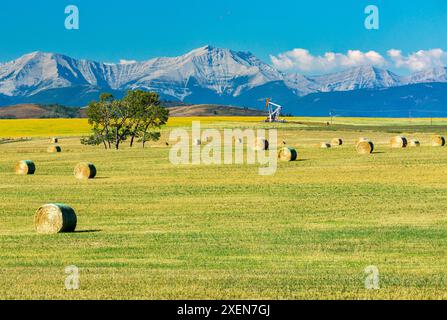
(1, 117, 447, 299)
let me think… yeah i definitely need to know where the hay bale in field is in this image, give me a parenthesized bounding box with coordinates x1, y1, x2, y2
(193, 138, 201, 146)
(254, 138, 269, 151)
(74, 162, 97, 180)
(47, 145, 62, 153)
(236, 137, 243, 144)
(390, 136, 408, 148)
(409, 139, 420, 147)
(431, 135, 446, 147)
(320, 142, 331, 149)
(356, 140, 374, 154)
(356, 137, 369, 145)
(34, 203, 77, 234)
(49, 137, 58, 144)
(331, 138, 343, 146)
(15, 160, 35, 175)
(278, 147, 298, 161)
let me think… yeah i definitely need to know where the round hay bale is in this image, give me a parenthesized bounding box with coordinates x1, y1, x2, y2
(320, 142, 331, 149)
(331, 138, 343, 146)
(193, 139, 201, 146)
(390, 136, 408, 148)
(254, 138, 269, 151)
(74, 162, 97, 180)
(34, 203, 77, 234)
(47, 145, 62, 153)
(409, 139, 420, 147)
(50, 137, 58, 144)
(236, 138, 243, 144)
(431, 135, 446, 147)
(356, 137, 369, 145)
(356, 141, 374, 154)
(278, 147, 298, 161)
(15, 160, 35, 175)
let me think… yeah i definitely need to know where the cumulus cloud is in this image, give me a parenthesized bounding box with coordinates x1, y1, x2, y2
(387, 49, 447, 72)
(270, 49, 387, 73)
(270, 48, 447, 73)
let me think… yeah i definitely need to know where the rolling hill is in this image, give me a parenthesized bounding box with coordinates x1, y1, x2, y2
(167, 104, 266, 117)
(0, 103, 265, 119)
(0, 104, 81, 119)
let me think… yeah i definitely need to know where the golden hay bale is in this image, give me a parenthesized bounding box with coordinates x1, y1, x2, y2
(356, 137, 369, 145)
(236, 137, 243, 144)
(331, 138, 343, 146)
(49, 137, 58, 144)
(278, 147, 298, 161)
(34, 203, 77, 234)
(254, 138, 269, 151)
(15, 160, 35, 175)
(320, 142, 331, 149)
(356, 140, 374, 154)
(390, 136, 408, 148)
(409, 139, 420, 147)
(431, 135, 446, 147)
(47, 145, 62, 153)
(193, 139, 201, 146)
(74, 162, 97, 180)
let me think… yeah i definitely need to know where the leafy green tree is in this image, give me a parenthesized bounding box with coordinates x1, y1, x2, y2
(123, 90, 157, 147)
(83, 93, 115, 149)
(82, 90, 169, 150)
(109, 99, 132, 150)
(122, 90, 168, 148)
(140, 97, 169, 148)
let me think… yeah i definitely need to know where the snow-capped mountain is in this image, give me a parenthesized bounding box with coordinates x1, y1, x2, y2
(404, 67, 447, 84)
(308, 66, 402, 92)
(0, 46, 284, 103)
(121, 45, 284, 100)
(0, 51, 109, 96)
(0, 46, 446, 115)
(283, 73, 320, 96)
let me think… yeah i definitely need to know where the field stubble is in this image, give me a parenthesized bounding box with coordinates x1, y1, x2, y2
(0, 117, 446, 299)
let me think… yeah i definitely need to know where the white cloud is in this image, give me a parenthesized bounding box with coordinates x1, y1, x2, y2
(119, 59, 137, 65)
(270, 49, 387, 73)
(270, 48, 447, 73)
(387, 49, 447, 72)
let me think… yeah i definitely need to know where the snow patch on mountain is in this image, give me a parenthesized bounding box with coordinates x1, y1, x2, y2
(404, 67, 447, 84)
(309, 66, 402, 92)
(0, 46, 445, 106)
(126, 45, 283, 99)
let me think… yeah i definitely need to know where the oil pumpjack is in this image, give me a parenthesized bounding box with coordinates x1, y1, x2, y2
(264, 99, 285, 123)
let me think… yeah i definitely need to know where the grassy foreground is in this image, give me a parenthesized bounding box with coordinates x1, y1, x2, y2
(0, 117, 447, 299)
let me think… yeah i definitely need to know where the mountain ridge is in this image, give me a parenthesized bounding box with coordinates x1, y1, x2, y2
(0, 46, 446, 116)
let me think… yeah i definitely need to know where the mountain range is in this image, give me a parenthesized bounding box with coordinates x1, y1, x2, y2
(0, 45, 446, 116)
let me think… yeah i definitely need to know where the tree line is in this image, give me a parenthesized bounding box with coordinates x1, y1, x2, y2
(82, 90, 169, 149)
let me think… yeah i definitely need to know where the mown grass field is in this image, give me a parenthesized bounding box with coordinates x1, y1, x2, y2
(1, 117, 447, 300)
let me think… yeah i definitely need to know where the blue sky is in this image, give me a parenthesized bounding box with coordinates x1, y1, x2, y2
(1, 0, 446, 74)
